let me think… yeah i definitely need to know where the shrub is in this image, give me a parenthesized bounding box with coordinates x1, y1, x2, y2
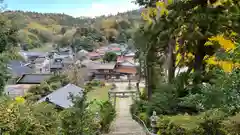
(91, 80, 101, 87)
(147, 84, 179, 115)
(99, 101, 116, 133)
(222, 113, 240, 134)
(157, 118, 189, 135)
(138, 112, 149, 126)
(130, 99, 148, 117)
(181, 69, 240, 115)
(100, 81, 105, 87)
(49, 82, 62, 90)
(140, 88, 148, 100)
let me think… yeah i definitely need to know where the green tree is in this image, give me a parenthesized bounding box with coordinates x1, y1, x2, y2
(0, 98, 59, 135)
(0, 15, 18, 53)
(0, 14, 18, 94)
(103, 52, 117, 62)
(60, 91, 97, 135)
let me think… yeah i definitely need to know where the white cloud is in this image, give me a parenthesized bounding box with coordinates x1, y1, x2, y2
(65, 1, 139, 18)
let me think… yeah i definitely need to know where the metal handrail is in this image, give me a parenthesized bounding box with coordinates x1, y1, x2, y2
(132, 114, 156, 135)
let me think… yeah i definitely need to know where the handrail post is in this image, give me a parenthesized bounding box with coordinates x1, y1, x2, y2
(113, 93, 116, 108)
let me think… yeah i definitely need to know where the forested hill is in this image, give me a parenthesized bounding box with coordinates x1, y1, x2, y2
(2, 10, 142, 51)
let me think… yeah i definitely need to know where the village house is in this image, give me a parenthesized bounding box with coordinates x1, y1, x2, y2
(87, 52, 101, 60)
(7, 60, 34, 84)
(5, 74, 51, 98)
(87, 62, 119, 80)
(19, 51, 47, 62)
(37, 84, 83, 109)
(5, 84, 32, 98)
(16, 73, 52, 84)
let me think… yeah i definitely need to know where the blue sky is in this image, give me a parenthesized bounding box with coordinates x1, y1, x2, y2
(4, 0, 139, 17)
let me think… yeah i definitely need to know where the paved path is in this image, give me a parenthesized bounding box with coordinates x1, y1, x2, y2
(105, 82, 146, 135)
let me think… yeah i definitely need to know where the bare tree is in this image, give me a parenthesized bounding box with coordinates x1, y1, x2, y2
(63, 64, 88, 87)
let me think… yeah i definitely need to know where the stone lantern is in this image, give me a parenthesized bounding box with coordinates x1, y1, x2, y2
(150, 111, 159, 134)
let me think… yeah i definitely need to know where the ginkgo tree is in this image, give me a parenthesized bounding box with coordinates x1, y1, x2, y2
(134, 0, 240, 99)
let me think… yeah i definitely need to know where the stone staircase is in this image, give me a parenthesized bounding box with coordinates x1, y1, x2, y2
(105, 95, 146, 135)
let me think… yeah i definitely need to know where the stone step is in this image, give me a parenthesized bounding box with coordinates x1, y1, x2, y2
(106, 131, 146, 135)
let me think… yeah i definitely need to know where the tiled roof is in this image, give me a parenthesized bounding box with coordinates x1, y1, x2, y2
(16, 74, 52, 84)
(8, 61, 34, 77)
(19, 51, 47, 57)
(110, 47, 121, 51)
(88, 52, 101, 57)
(88, 62, 116, 70)
(37, 84, 83, 108)
(119, 61, 136, 67)
(8, 60, 25, 67)
(115, 67, 137, 74)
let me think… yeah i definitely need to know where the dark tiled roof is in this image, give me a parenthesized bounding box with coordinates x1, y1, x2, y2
(8, 61, 34, 77)
(16, 74, 52, 84)
(21, 51, 47, 57)
(37, 84, 83, 108)
(8, 60, 25, 67)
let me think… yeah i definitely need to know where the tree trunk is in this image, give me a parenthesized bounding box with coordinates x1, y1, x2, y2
(167, 39, 176, 83)
(146, 49, 156, 100)
(136, 60, 142, 96)
(144, 56, 150, 100)
(193, 39, 206, 84)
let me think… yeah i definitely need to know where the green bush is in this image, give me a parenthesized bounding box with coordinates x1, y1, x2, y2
(138, 112, 149, 126)
(181, 69, 240, 115)
(91, 80, 101, 87)
(100, 81, 105, 87)
(156, 110, 240, 135)
(49, 82, 62, 90)
(86, 80, 105, 87)
(99, 101, 116, 133)
(147, 84, 179, 115)
(157, 118, 189, 135)
(140, 88, 148, 100)
(130, 99, 148, 117)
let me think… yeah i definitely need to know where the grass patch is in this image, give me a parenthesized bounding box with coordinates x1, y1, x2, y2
(87, 85, 113, 111)
(163, 114, 201, 130)
(87, 85, 112, 102)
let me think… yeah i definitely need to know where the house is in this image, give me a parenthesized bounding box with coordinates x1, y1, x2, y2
(34, 57, 47, 72)
(5, 84, 32, 98)
(19, 51, 47, 62)
(87, 52, 101, 60)
(16, 73, 52, 84)
(87, 62, 117, 79)
(7, 60, 34, 83)
(115, 60, 137, 75)
(49, 59, 64, 73)
(37, 84, 83, 109)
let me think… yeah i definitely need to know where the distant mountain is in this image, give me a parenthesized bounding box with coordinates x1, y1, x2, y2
(3, 10, 142, 51)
